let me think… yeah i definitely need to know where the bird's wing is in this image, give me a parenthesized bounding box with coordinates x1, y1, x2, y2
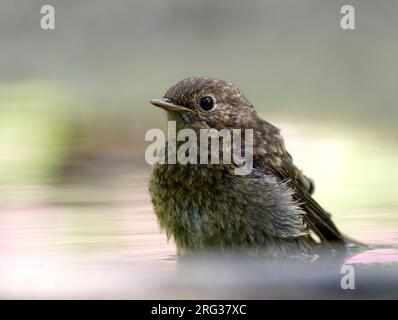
(252, 119, 345, 247)
(258, 153, 345, 246)
(253, 119, 344, 244)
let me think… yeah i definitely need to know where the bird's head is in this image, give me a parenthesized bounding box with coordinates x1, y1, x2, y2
(150, 77, 258, 132)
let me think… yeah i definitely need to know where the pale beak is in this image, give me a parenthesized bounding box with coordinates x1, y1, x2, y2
(150, 98, 194, 113)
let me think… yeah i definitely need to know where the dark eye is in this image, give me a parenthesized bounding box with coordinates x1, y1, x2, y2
(200, 96, 215, 111)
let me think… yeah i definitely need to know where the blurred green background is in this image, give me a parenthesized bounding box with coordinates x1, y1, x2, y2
(0, 0, 397, 298)
(1, 0, 397, 183)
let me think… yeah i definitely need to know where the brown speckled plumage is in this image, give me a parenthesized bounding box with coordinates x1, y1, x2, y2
(149, 77, 345, 258)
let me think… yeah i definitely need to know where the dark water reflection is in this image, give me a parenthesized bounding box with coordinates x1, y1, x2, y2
(1, 121, 397, 298)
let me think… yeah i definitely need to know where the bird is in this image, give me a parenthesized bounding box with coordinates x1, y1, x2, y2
(149, 76, 347, 259)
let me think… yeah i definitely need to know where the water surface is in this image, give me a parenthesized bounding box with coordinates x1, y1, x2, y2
(1, 120, 397, 299)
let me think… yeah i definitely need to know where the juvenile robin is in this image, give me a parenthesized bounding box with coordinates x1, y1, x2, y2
(149, 77, 346, 258)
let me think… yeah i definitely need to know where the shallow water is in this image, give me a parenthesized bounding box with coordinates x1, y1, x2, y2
(1, 120, 397, 299)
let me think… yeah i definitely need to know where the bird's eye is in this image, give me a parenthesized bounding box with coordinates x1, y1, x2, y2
(199, 96, 215, 111)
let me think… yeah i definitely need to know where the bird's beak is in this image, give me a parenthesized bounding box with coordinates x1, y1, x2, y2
(150, 98, 194, 113)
